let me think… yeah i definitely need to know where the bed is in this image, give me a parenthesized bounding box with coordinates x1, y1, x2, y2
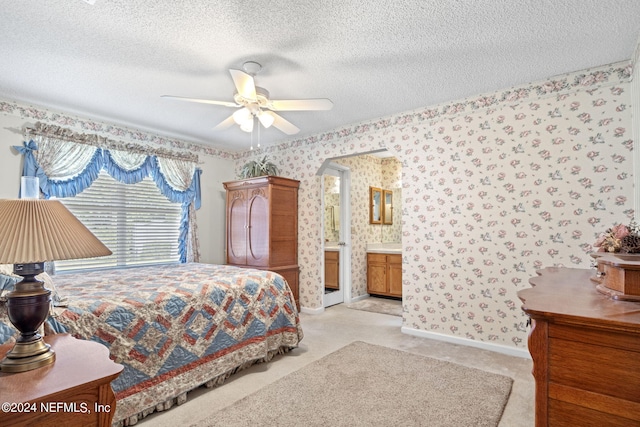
(0, 263, 303, 425)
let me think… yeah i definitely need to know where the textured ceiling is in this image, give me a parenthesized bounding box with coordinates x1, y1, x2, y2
(1, 1, 639, 153)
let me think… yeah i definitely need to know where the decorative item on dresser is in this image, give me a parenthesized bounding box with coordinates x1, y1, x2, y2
(224, 176, 300, 310)
(519, 267, 640, 427)
(591, 252, 640, 301)
(591, 220, 640, 301)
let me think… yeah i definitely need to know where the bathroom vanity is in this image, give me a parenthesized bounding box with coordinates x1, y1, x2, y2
(324, 247, 340, 290)
(366, 244, 402, 297)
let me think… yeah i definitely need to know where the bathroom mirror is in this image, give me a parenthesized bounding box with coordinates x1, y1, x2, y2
(370, 187, 382, 224)
(383, 190, 393, 225)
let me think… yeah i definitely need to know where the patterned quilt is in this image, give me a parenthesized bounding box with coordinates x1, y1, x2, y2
(0, 263, 303, 424)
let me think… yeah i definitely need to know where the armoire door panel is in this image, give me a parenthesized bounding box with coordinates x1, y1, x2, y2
(227, 192, 247, 265)
(247, 194, 269, 265)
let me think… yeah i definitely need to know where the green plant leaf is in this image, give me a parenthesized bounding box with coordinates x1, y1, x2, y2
(239, 156, 279, 178)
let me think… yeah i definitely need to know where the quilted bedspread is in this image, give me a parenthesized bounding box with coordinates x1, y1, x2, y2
(0, 263, 303, 424)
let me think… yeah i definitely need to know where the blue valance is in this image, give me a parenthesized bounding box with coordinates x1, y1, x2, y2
(13, 139, 201, 263)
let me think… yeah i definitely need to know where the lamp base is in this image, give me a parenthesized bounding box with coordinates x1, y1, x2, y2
(0, 337, 56, 372)
(1, 264, 56, 373)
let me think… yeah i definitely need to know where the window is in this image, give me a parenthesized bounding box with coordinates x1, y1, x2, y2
(55, 171, 182, 272)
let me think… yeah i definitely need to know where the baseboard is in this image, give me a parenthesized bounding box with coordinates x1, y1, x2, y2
(401, 326, 531, 359)
(300, 306, 324, 315)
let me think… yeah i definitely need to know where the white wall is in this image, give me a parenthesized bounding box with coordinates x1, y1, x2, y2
(198, 154, 235, 264)
(0, 114, 29, 199)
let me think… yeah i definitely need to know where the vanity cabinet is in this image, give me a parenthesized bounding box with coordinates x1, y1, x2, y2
(324, 250, 339, 290)
(519, 267, 640, 426)
(367, 253, 402, 297)
(224, 176, 300, 310)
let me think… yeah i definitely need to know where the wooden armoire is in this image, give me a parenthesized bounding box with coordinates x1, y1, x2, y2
(223, 176, 300, 310)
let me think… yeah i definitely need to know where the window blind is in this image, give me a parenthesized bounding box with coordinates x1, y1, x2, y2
(55, 171, 182, 272)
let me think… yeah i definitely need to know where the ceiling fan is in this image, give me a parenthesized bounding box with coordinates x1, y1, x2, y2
(162, 61, 333, 135)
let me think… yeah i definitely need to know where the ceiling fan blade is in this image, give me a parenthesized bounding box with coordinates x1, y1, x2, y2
(271, 112, 300, 135)
(268, 98, 333, 111)
(161, 95, 239, 108)
(229, 69, 257, 100)
(213, 114, 236, 131)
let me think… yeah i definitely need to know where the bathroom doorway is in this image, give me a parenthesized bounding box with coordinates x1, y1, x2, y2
(321, 163, 351, 308)
(319, 150, 402, 311)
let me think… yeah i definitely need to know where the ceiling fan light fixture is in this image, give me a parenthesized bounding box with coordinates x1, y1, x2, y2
(232, 107, 251, 125)
(257, 110, 275, 128)
(240, 117, 254, 133)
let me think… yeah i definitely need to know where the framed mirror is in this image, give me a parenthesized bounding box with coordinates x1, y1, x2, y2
(383, 190, 393, 225)
(369, 187, 382, 224)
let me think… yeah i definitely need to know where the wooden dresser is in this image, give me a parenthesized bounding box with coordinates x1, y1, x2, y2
(224, 176, 300, 310)
(0, 334, 123, 427)
(519, 267, 640, 426)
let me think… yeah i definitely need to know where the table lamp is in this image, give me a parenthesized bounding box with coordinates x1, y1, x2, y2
(0, 178, 112, 372)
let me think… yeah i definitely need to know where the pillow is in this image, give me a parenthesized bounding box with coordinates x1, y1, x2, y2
(38, 271, 67, 307)
(0, 265, 20, 343)
(0, 264, 20, 296)
(0, 265, 65, 306)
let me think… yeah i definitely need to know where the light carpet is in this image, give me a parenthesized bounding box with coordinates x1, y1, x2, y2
(346, 297, 403, 317)
(193, 341, 513, 427)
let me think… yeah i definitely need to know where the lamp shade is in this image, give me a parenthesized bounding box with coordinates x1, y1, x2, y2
(0, 199, 112, 263)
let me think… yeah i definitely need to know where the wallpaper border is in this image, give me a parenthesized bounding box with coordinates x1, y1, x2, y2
(246, 60, 632, 159)
(0, 99, 235, 160)
(0, 60, 631, 164)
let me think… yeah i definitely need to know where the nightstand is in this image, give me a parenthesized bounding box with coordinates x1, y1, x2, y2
(0, 334, 123, 427)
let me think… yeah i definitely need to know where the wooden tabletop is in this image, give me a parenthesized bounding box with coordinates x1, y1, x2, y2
(0, 334, 123, 402)
(519, 267, 640, 332)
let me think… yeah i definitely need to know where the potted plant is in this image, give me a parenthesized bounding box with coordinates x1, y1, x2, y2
(239, 156, 279, 178)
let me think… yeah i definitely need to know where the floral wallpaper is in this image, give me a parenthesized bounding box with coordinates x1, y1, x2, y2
(1, 59, 634, 352)
(238, 61, 634, 350)
(379, 157, 403, 243)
